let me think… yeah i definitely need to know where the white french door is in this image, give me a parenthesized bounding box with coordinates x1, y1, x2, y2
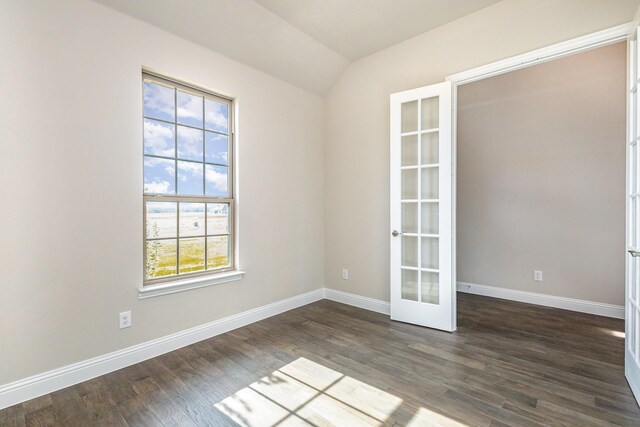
(390, 81, 455, 332)
(626, 24, 640, 404)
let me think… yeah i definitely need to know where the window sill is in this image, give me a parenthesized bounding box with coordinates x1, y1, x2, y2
(138, 270, 245, 299)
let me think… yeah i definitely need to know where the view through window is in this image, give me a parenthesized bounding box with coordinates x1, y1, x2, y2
(142, 72, 234, 283)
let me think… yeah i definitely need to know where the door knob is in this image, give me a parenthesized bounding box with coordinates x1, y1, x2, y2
(629, 249, 640, 257)
(392, 230, 402, 237)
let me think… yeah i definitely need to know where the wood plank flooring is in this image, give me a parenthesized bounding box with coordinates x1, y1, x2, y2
(1, 293, 638, 426)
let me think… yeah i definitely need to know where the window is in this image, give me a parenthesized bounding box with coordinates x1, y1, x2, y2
(142, 72, 234, 285)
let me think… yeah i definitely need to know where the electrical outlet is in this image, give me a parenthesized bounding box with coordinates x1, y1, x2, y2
(119, 311, 132, 329)
(534, 270, 543, 282)
(341, 268, 349, 280)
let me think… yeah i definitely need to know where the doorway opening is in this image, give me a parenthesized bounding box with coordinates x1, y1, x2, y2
(454, 41, 626, 315)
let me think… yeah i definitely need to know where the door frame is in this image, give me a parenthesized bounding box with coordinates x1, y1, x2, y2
(446, 24, 630, 87)
(443, 21, 634, 400)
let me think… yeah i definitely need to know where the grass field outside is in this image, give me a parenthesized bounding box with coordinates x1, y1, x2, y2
(146, 209, 230, 279)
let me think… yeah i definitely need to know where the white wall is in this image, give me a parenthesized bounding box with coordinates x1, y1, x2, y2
(0, 0, 325, 385)
(457, 42, 626, 306)
(324, 0, 639, 302)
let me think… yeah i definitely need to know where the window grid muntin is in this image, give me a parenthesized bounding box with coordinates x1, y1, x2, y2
(143, 71, 234, 285)
(143, 154, 228, 171)
(143, 116, 229, 136)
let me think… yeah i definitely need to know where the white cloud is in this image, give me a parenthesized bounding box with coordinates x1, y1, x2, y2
(145, 180, 171, 193)
(144, 156, 175, 175)
(206, 166, 228, 191)
(205, 133, 229, 164)
(177, 126, 203, 158)
(179, 161, 203, 176)
(144, 82, 174, 118)
(205, 100, 228, 131)
(205, 110, 227, 130)
(177, 92, 203, 123)
(207, 152, 229, 164)
(144, 120, 174, 157)
(207, 151, 228, 164)
(144, 156, 176, 180)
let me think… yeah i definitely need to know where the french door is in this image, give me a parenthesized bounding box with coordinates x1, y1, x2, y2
(390, 81, 455, 332)
(627, 24, 640, 404)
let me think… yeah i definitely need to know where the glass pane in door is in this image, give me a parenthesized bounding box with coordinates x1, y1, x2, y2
(401, 203, 418, 234)
(421, 97, 439, 130)
(421, 132, 439, 164)
(402, 269, 418, 301)
(421, 237, 439, 269)
(633, 257, 638, 302)
(402, 169, 418, 199)
(402, 236, 418, 267)
(402, 135, 418, 166)
(636, 258, 640, 303)
(421, 272, 439, 304)
(421, 167, 439, 199)
(421, 203, 439, 234)
(401, 101, 418, 133)
(636, 309, 640, 358)
(631, 308, 637, 357)
(634, 197, 638, 248)
(632, 140, 637, 196)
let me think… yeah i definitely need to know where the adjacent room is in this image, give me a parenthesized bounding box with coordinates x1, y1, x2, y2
(2, 1, 640, 426)
(456, 42, 626, 315)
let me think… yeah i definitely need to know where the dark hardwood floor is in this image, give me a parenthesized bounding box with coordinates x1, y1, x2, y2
(1, 293, 638, 426)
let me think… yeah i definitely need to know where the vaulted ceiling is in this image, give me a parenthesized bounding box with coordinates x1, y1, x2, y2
(255, 0, 500, 61)
(93, 0, 500, 94)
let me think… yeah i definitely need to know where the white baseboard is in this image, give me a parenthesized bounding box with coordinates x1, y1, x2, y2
(457, 281, 624, 319)
(324, 288, 390, 315)
(0, 288, 325, 410)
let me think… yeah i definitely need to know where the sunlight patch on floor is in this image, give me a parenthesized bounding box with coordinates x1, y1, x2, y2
(215, 357, 469, 426)
(215, 357, 402, 426)
(406, 407, 468, 426)
(597, 327, 625, 338)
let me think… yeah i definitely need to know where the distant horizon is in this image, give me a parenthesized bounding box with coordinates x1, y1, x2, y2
(146, 202, 229, 214)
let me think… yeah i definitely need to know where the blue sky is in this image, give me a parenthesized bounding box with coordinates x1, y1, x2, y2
(143, 81, 229, 196)
(143, 81, 229, 133)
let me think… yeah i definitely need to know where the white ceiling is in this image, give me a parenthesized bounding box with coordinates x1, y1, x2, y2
(255, 0, 500, 61)
(93, 0, 500, 94)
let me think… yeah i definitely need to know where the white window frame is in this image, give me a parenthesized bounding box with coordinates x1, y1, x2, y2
(139, 71, 243, 299)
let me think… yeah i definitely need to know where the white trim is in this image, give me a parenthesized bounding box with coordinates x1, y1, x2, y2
(138, 270, 246, 299)
(457, 282, 624, 319)
(446, 23, 631, 86)
(625, 22, 640, 408)
(325, 288, 390, 315)
(0, 288, 324, 410)
(627, 356, 640, 405)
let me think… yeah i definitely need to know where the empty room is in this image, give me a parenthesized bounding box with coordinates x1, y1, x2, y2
(3, 0, 640, 426)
